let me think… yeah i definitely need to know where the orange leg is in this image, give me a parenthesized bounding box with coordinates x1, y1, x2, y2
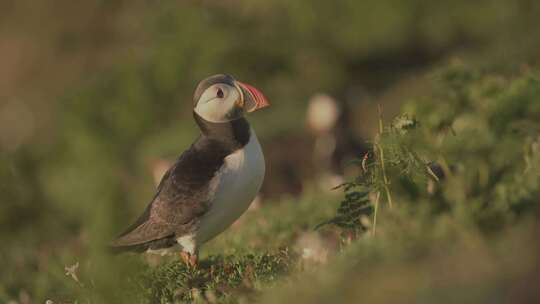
(179, 251, 198, 268)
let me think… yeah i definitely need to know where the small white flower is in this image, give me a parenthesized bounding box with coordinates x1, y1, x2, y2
(64, 262, 83, 286)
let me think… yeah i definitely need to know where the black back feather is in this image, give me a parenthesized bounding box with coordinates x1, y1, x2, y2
(110, 113, 250, 252)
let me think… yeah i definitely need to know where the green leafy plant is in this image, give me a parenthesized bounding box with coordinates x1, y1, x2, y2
(323, 64, 540, 238)
(138, 250, 295, 303)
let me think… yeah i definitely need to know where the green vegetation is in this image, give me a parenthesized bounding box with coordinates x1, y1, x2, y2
(7, 64, 537, 304)
(325, 64, 540, 236)
(2, 0, 540, 303)
(16, 192, 336, 303)
(270, 65, 540, 303)
(142, 251, 294, 303)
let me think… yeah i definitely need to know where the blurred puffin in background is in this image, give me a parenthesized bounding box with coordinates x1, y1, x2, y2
(111, 74, 269, 267)
(306, 93, 342, 188)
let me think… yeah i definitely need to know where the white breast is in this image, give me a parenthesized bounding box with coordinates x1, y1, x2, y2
(195, 128, 265, 244)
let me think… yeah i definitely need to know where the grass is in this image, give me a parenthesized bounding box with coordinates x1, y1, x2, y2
(141, 250, 295, 303)
(136, 190, 339, 303)
(263, 63, 540, 303)
(260, 218, 540, 304)
(3, 64, 540, 304)
(17, 190, 338, 304)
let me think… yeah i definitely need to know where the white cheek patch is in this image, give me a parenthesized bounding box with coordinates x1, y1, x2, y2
(194, 90, 241, 123)
(194, 100, 233, 123)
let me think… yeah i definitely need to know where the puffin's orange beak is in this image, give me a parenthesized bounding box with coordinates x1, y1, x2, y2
(237, 81, 270, 112)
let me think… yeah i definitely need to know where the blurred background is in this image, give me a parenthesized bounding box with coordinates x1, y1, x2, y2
(1, 0, 540, 302)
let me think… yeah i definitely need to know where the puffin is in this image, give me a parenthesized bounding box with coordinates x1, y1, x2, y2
(110, 74, 269, 267)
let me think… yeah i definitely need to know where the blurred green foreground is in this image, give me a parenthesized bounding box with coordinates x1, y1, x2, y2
(1, 0, 540, 303)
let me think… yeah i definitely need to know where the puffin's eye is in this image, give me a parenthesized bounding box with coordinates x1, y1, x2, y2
(216, 88, 224, 98)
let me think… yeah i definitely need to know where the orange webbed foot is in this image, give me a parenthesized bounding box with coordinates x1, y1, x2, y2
(180, 251, 198, 268)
